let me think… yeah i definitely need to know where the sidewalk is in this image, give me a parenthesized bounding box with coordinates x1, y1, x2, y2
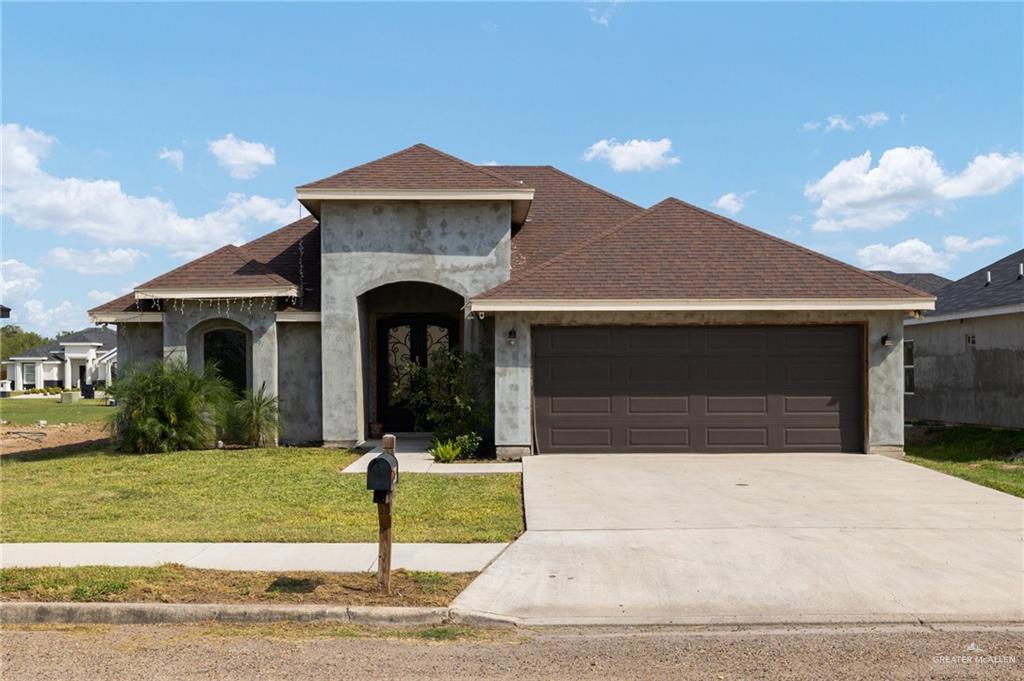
(342, 434, 521, 475)
(1, 542, 508, 573)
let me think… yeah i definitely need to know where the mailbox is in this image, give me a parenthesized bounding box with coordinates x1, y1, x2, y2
(367, 450, 399, 502)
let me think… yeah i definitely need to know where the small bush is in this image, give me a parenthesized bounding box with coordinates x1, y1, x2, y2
(231, 383, 280, 447)
(430, 439, 461, 463)
(108, 359, 234, 453)
(406, 349, 493, 456)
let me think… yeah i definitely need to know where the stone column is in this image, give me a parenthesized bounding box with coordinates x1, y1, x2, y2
(321, 302, 364, 447)
(867, 310, 906, 457)
(494, 312, 533, 460)
(63, 358, 72, 389)
(35, 361, 44, 389)
(13, 362, 23, 391)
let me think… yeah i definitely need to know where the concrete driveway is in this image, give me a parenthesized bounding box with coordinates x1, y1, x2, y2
(452, 454, 1024, 625)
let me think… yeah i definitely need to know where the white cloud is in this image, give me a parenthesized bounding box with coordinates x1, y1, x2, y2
(1, 259, 43, 302)
(942, 234, 1006, 254)
(857, 234, 1006, 273)
(2, 124, 299, 259)
(858, 111, 890, 128)
(583, 138, 680, 172)
(87, 290, 115, 303)
(787, 213, 804, 223)
(588, 1, 620, 26)
(825, 115, 854, 132)
(802, 111, 889, 133)
(158, 148, 184, 171)
(805, 146, 1024, 231)
(22, 300, 85, 335)
(49, 247, 146, 275)
(208, 133, 276, 179)
(713, 190, 755, 216)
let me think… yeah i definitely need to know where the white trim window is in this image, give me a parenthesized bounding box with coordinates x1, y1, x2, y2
(903, 340, 915, 395)
(23, 363, 36, 386)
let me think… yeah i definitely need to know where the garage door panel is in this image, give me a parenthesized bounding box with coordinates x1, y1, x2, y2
(533, 326, 863, 454)
(627, 396, 689, 414)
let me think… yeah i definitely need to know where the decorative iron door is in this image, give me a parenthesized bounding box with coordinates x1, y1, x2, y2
(377, 316, 460, 432)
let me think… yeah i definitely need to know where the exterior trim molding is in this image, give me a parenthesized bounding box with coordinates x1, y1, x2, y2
(134, 286, 297, 300)
(89, 311, 164, 324)
(295, 188, 534, 202)
(275, 311, 321, 322)
(905, 303, 1024, 325)
(468, 298, 936, 313)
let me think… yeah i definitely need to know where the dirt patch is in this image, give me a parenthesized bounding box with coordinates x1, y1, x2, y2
(0, 423, 110, 456)
(0, 565, 476, 607)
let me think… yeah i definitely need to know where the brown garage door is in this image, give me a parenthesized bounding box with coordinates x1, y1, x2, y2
(533, 325, 863, 454)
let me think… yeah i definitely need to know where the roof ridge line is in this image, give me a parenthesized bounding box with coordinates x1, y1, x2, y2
(488, 164, 643, 211)
(414, 144, 523, 187)
(476, 199, 673, 298)
(660, 197, 935, 299)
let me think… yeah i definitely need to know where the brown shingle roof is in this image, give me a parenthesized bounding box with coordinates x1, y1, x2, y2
(298, 144, 525, 191)
(486, 165, 643, 273)
(474, 198, 934, 301)
(135, 244, 294, 292)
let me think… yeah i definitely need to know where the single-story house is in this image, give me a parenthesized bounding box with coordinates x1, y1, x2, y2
(90, 144, 935, 456)
(3, 327, 117, 392)
(903, 249, 1023, 428)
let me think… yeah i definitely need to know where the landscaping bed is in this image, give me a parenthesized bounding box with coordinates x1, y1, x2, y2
(905, 424, 1024, 497)
(1, 447, 523, 543)
(0, 565, 474, 607)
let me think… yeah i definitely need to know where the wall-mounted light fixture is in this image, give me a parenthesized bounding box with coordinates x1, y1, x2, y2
(880, 335, 894, 347)
(506, 329, 518, 346)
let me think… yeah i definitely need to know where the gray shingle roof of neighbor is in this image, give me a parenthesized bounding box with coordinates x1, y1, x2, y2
(927, 248, 1024, 316)
(12, 327, 116, 360)
(872, 271, 953, 295)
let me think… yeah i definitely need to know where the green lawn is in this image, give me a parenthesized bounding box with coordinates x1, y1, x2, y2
(905, 425, 1024, 498)
(0, 447, 523, 543)
(0, 398, 115, 425)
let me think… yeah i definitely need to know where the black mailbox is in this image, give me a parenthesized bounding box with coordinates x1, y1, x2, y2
(367, 451, 399, 502)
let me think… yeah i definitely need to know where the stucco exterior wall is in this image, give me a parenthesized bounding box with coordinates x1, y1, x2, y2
(116, 323, 163, 372)
(493, 309, 906, 457)
(905, 312, 1024, 428)
(277, 322, 324, 444)
(161, 301, 278, 399)
(320, 200, 512, 445)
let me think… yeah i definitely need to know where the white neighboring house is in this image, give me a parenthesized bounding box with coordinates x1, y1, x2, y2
(3, 327, 117, 392)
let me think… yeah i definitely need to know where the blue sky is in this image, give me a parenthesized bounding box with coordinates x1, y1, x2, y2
(2, 1, 1022, 334)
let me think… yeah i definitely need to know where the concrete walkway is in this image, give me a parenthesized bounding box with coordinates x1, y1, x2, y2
(2, 542, 508, 573)
(342, 434, 521, 475)
(453, 453, 1024, 625)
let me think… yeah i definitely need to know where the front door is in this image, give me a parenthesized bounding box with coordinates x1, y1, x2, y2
(377, 316, 460, 432)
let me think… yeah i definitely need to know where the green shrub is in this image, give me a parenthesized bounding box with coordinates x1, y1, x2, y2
(406, 349, 493, 456)
(430, 439, 461, 463)
(231, 383, 280, 447)
(108, 359, 234, 453)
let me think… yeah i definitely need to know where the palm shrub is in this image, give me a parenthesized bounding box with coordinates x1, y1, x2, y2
(108, 359, 234, 453)
(231, 383, 280, 447)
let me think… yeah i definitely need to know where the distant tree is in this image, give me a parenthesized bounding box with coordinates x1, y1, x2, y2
(0, 325, 50, 380)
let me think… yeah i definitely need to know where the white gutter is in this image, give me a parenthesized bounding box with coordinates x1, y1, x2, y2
(295, 188, 534, 202)
(905, 303, 1024, 325)
(275, 310, 321, 322)
(467, 298, 936, 313)
(89, 311, 164, 324)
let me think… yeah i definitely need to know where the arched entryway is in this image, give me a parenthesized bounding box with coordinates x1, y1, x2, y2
(185, 318, 253, 395)
(359, 282, 466, 433)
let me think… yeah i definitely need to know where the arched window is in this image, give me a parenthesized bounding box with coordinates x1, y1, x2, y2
(204, 328, 247, 395)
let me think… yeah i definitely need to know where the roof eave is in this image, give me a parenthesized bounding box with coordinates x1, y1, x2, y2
(467, 298, 937, 313)
(89, 311, 164, 324)
(295, 187, 535, 226)
(906, 303, 1024, 325)
(134, 286, 298, 300)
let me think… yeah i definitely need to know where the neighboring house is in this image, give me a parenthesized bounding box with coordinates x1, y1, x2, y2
(904, 249, 1024, 429)
(873, 271, 952, 295)
(0, 305, 10, 319)
(89, 144, 934, 455)
(2, 327, 117, 392)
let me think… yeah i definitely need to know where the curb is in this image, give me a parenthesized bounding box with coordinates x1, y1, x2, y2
(0, 602, 517, 627)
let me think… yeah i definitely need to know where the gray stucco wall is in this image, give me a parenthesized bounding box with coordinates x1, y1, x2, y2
(320, 200, 512, 445)
(116, 323, 163, 372)
(493, 309, 906, 457)
(277, 322, 324, 444)
(905, 312, 1024, 428)
(161, 301, 278, 399)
